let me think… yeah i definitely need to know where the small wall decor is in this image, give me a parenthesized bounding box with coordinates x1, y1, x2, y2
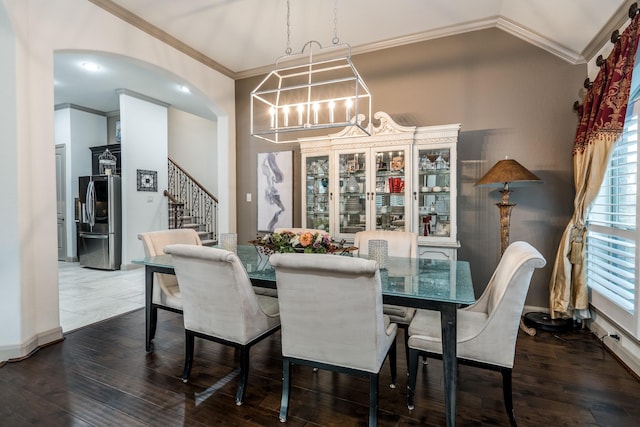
(257, 151, 293, 232)
(115, 120, 121, 142)
(98, 149, 117, 175)
(137, 169, 157, 192)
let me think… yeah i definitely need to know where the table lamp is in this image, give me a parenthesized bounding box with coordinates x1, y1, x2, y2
(475, 158, 543, 255)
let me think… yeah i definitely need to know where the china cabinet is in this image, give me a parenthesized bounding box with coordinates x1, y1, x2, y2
(300, 111, 460, 259)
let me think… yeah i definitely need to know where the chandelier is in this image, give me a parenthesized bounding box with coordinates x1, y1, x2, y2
(250, 0, 372, 143)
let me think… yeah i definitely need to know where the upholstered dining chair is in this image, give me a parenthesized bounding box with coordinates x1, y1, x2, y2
(163, 244, 280, 405)
(406, 241, 546, 426)
(138, 228, 202, 341)
(269, 253, 397, 427)
(354, 230, 418, 367)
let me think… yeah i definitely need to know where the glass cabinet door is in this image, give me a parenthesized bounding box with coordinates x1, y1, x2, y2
(338, 151, 367, 235)
(373, 148, 408, 231)
(304, 155, 330, 233)
(416, 148, 451, 238)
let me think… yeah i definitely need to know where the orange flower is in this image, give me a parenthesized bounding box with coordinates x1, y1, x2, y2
(299, 232, 313, 247)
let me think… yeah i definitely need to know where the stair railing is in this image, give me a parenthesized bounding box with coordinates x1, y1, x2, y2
(165, 158, 218, 242)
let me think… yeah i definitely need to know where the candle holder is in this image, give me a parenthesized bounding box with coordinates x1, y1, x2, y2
(220, 233, 237, 253)
(368, 239, 388, 269)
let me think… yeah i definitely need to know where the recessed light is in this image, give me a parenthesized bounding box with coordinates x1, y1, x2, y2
(81, 62, 100, 71)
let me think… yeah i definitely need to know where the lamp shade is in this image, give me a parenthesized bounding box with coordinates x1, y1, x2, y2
(475, 159, 542, 188)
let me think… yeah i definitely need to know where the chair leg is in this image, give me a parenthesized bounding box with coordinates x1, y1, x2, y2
(150, 305, 158, 341)
(368, 373, 379, 427)
(501, 368, 517, 427)
(182, 330, 195, 382)
(389, 338, 397, 388)
(235, 345, 250, 406)
(401, 324, 410, 373)
(407, 347, 420, 410)
(279, 358, 291, 422)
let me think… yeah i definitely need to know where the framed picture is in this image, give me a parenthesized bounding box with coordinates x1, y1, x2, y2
(257, 151, 293, 232)
(136, 169, 157, 192)
(115, 120, 121, 142)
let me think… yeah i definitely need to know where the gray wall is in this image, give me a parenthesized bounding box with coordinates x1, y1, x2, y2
(235, 28, 586, 309)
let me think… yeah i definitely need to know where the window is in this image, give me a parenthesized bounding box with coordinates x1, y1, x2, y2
(586, 97, 639, 337)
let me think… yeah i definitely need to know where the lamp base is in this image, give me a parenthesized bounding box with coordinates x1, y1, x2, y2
(523, 312, 573, 333)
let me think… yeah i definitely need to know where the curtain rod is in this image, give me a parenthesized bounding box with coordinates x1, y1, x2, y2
(573, 2, 639, 111)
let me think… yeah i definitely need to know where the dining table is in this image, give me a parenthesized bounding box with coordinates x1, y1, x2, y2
(133, 244, 475, 427)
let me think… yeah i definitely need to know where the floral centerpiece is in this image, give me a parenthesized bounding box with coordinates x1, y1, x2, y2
(250, 230, 357, 255)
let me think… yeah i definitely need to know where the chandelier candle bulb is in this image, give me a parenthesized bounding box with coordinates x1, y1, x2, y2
(283, 105, 290, 127)
(313, 103, 320, 124)
(297, 104, 304, 125)
(329, 101, 335, 123)
(269, 107, 275, 128)
(346, 98, 352, 121)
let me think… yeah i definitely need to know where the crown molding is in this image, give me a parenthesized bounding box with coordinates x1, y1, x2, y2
(115, 88, 170, 108)
(496, 17, 585, 65)
(88, 0, 235, 79)
(54, 103, 107, 116)
(582, 0, 636, 62)
(236, 15, 590, 79)
(90, 0, 600, 79)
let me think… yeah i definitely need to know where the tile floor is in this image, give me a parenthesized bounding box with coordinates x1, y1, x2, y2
(58, 261, 145, 333)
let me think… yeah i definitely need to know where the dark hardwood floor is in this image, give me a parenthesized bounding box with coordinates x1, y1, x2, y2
(1, 308, 639, 426)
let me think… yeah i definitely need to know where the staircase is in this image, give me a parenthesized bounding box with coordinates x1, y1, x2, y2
(165, 158, 218, 246)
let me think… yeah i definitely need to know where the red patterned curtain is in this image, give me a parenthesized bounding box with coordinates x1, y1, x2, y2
(549, 12, 640, 320)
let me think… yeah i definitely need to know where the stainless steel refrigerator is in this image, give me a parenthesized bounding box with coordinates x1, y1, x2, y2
(78, 175, 122, 270)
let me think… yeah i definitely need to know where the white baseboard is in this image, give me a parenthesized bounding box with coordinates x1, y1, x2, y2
(0, 326, 64, 362)
(588, 312, 640, 378)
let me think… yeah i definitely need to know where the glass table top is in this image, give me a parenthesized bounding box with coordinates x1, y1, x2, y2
(133, 244, 475, 305)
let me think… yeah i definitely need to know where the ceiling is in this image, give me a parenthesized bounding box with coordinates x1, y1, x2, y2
(54, 0, 633, 120)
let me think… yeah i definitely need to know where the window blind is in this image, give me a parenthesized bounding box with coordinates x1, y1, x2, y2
(586, 107, 638, 314)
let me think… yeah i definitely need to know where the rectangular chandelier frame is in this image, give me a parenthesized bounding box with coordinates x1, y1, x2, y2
(251, 43, 372, 143)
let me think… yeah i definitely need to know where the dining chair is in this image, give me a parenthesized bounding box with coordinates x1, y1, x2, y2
(406, 241, 546, 426)
(354, 230, 418, 368)
(137, 228, 202, 341)
(163, 244, 281, 405)
(269, 253, 397, 427)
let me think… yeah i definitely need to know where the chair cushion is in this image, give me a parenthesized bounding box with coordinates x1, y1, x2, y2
(256, 294, 280, 317)
(253, 286, 278, 297)
(383, 304, 416, 324)
(408, 308, 488, 353)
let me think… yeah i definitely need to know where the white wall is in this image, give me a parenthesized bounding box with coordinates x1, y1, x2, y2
(168, 108, 218, 196)
(0, 0, 235, 360)
(0, 0, 22, 358)
(55, 107, 107, 260)
(120, 93, 169, 264)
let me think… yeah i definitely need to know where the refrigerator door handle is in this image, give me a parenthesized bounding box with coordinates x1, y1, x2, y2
(79, 233, 109, 239)
(86, 180, 96, 227)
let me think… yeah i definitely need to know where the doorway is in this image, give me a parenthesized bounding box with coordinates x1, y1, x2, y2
(55, 144, 67, 261)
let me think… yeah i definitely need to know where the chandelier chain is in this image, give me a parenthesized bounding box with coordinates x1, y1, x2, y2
(332, 0, 339, 45)
(285, 0, 292, 55)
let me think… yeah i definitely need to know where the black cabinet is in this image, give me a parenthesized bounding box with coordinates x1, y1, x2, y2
(90, 144, 121, 175)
